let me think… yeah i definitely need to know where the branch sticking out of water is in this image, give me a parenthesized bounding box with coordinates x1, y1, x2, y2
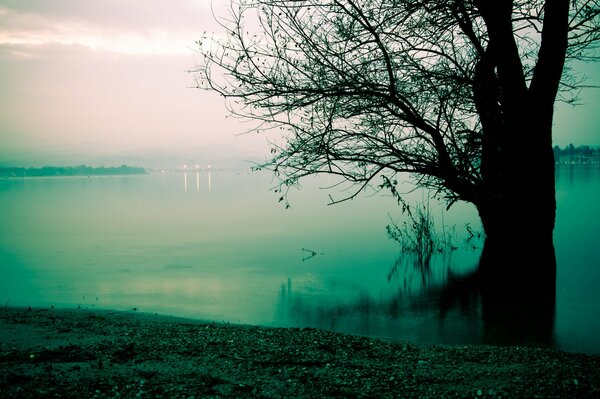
(302, 248, 323, 261)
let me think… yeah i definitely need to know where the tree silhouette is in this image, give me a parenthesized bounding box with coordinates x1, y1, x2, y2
(195, 0, 599, 281)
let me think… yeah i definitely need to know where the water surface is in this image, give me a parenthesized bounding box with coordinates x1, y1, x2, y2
(0, 167, 598, 353)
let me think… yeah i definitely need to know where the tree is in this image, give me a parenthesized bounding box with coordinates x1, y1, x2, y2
(195, 0, 600, 285)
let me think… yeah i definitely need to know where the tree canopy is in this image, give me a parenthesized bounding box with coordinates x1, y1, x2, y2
(195, 0, 599, 209)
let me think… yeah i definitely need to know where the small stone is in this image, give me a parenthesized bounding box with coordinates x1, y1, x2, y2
(477, 389, 482, 396)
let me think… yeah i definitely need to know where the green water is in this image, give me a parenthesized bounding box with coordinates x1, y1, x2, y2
(0, 167, 598, 353)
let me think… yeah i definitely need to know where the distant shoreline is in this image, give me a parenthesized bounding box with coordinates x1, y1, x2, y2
(0, 165, 146, 178)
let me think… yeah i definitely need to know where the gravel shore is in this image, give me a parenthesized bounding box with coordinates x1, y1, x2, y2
(1, 306, 599, 398)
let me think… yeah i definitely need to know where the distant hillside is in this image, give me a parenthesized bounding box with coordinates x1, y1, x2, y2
(0, 165, 147, 178)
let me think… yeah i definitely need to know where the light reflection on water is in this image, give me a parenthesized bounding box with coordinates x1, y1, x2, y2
(0, 167, 598, 354)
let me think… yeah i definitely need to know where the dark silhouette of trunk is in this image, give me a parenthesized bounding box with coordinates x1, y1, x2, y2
(475, 138, 558, 346)
(476, 118, 557, 288)
(461, 1, 568, 341)
(472, 0, 568, 281)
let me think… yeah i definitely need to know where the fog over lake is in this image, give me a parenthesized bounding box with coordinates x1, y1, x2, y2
(1, 166, 598, 354)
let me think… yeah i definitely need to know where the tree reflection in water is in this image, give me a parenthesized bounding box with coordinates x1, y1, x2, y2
(276, 247, 556, 349)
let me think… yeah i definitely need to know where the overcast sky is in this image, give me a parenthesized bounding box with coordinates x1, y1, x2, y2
(0, 0, 599, 167)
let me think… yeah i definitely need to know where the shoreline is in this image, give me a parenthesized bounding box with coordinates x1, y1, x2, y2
(1, 306, 599, 398)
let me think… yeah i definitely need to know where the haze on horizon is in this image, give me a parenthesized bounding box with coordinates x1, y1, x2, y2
(1, 0, 599, 168)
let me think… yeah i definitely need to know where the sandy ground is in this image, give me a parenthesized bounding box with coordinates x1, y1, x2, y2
(1, 306, 599, 398)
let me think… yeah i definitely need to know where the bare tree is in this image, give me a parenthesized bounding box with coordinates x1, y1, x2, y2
(194, 0, 600, 279)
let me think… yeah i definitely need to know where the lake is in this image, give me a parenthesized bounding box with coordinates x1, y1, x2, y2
(1, 166, 599, 354)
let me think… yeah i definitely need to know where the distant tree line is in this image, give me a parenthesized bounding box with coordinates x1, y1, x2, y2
(554, 144, 600, 164)
(0, 165, 147, 178)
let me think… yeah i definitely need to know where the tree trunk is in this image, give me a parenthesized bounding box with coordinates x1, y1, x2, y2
(471, 0, 568, 294)
(476, 117, 557, 286)
(473, 118, 557, 346)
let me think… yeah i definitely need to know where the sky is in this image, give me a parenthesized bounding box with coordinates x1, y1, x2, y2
(0, 0, 267, 167)
(0, 0, 599, 167)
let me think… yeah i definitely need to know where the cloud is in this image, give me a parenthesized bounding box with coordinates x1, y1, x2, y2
(0, 0, 215, 30)
(0, 0, 218, 56)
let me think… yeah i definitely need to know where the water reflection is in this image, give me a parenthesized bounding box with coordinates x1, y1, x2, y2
(276, 249, 557, 349)
(182, 171, 212, 192)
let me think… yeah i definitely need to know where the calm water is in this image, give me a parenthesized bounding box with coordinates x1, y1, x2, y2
(0, 167, 598, 354)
